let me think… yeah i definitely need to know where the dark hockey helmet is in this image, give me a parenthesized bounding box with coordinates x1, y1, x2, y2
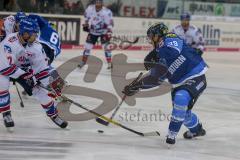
(180, 12, 191, 21)
(147, 22, 168, 40)
(94, 0, 103, 11)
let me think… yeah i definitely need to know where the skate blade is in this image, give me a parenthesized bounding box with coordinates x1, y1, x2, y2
(167, 144, 175, 149)
(6, 127, 14, 133)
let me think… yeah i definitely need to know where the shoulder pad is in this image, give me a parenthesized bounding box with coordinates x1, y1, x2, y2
(175, 25, 182, 29)
(103, 7, 112, 15)
(5, 15, 15, 23)
(28, 41, 42, 51)
(189, 25, 198, 31)
(88, 5, 95, 10)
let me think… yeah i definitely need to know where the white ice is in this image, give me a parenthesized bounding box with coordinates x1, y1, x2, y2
(0, 49, 240, 160)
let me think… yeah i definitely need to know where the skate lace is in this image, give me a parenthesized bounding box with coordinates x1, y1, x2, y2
(3, 115, 13, 123)
(167, 130, 177, 140)
(53, 116, 64, 125)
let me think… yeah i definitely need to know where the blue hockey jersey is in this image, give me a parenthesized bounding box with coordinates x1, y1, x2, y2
(28, 14, 61, 57)
(142, 33, 207, 88)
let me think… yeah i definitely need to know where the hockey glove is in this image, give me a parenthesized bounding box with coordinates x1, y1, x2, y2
(16, 72, 37, 96)
(83, 23, 90, 32)
(195, 48, 203, 56)
(102, 30, 112, 42)
(122, 80, 143, 96)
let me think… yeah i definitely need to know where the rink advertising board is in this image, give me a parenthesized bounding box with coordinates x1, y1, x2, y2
(0, 12, 81, 45)
(44, 16, 81, 45)
(1, 12, 240, 52)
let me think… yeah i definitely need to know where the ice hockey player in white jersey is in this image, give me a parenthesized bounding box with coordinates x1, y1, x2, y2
(0, 19, 36, 131)
(0, 12, 26, 42)
(0, 18, 68, 130)
(78, 0, 114, 69)
(172, 13, 204, 55)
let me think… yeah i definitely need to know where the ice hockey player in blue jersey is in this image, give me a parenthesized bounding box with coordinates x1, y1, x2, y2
(28, 14, 61, 64)
(22, 15, 65, 99)
(123, 22, 207, 145)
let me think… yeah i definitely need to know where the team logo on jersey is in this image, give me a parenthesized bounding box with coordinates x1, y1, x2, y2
(4, 45, 12, 54)
(8, 36, 17, 43)
(25, 51, 34, 58)
(7, 16, 15, 22)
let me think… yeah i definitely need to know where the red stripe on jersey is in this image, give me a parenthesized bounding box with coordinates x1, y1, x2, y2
(1, 65, 17, 76)
(0, 90, 9, 97)
(0, 105, 10, 112)
(35, 70, 49, 80)
(41, 101, 54, 109)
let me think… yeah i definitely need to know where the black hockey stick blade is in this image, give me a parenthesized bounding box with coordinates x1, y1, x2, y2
(132, 37, 139, 43)
(143, 131, 160, 136)
(96, 117, 109, 126)
(20, 102, 24, 108)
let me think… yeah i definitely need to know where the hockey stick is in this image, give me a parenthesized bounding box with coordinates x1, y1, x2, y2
(13, 82, 24, 108)
(105, 36, 139, 51)
(38, 84, 160, 137)
(96, 94, 127, 126)
(96, 72, 143, 126)
(61, 94, 160, 137)
(118, 36, 139, 50)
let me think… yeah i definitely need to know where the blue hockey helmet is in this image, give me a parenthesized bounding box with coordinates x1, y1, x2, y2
(180, 12, 191, 21)
(15, 12, 27, 23)
(19, 18, 39, 36)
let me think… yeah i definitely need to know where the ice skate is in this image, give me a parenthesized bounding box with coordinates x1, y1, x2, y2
(166, 133, 176, 148)
(78, 61, 86, 69)
(3, 111, 14, 132)
(51, 115, 68, 129)
(183, 123, 206, 139)
(107, 62, 113, 70)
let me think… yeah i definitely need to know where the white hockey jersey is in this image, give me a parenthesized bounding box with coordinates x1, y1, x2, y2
(84, 5, 113, 35)
(0, 33, 26, 79)
(172, 24, 204, 52)
(0, 33, 49, 84)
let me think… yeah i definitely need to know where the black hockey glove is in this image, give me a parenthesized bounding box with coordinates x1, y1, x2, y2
(195, 48, 203, 56)
(122, 80, 143, 96)
(16, 72, 36, 96)
(83, 23, 90, 32)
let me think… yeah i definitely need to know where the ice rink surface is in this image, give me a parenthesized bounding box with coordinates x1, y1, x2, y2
(0, 49, 240, 160)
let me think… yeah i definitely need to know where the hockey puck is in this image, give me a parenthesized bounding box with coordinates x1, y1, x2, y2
(98, 130, 104, 133)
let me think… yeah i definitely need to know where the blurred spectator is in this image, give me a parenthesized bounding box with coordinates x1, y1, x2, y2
(18, 0, 37, 12)
(64, 0, 85, 14)
(72, 1, 84, 14)
(3, 0, 19, 11)
(107, 0, 122, 16)
(36, 0, 55, 13)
